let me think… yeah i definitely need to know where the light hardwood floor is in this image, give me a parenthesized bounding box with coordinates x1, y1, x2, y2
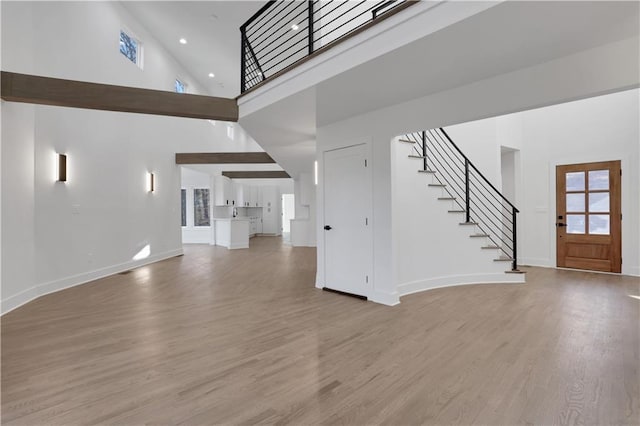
(2, 237, 639, 425)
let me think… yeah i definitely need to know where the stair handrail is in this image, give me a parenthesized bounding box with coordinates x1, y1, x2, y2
(439, 128, 519, 213)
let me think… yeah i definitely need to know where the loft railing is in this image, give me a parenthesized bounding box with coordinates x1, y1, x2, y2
(403, 128, 520, 271)
(240, 0, 408, 93)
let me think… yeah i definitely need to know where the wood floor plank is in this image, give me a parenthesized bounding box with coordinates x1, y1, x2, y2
(1, 237, 638, 425)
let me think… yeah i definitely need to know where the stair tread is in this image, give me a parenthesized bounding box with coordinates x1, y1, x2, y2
(417, 170, 435, 174)
(470, 234, 489, 237)
(438, 197, 456, 200)
(398, 139, 415, 144)
(481, 246, 500, 249)
(459, 222, 478, 225)
(448, 210, 465, 213)
(494, 257, 514, 261)
(428, 184, 446, 187)
(408, 155, 427, 159)
(505, 269, 526, 274)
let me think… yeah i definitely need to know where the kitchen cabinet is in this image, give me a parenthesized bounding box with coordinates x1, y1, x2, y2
(214, 176, 235, 206)
(213, 218, 249, 249)
(235, 182, 249, 207)
(249, 186, 260, 207)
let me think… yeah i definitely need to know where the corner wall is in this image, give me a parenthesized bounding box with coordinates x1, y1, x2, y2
(0, 2, 259, 313)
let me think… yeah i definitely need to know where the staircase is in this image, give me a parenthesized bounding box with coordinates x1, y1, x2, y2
(398, 128, 523, 274)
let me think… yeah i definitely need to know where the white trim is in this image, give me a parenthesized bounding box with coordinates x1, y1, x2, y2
(227, 242, 249, 250)
(520, 262, 640, 278)
(398, 273, 525, 298)
(1, 248, 183, 315)
(368, 290, 400, 306)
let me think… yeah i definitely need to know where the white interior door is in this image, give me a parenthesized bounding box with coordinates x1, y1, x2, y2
(323, 144, 371, 297)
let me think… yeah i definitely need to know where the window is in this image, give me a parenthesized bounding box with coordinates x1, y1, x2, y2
(565, 169, 611, 235)
(175, 79, 186, 93)
(193, 189, 210, 226)
(120, 30, 142, 67)
(181, 189, 187, 227)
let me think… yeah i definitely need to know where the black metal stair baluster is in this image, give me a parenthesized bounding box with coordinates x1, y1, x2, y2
(308, 1, 314, 54)
(240, 28, 247, 92)
(465, 159, 470, 223)
(421, 130, 427, 171)
(512, 207, 518, 271)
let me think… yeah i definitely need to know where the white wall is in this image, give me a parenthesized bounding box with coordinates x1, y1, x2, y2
(1, 104, 36, 306)
(1, 1, 206, 94)
(518, 90, 639, 275)
(0, 2, 263, 313)
(291, 172, 317, 247)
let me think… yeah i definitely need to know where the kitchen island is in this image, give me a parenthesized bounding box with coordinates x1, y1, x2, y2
(212, 218, 250, 249)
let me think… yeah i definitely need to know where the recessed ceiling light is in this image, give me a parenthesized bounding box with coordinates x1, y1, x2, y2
(291, 24, 299, 31)
(208, 73, 215, 78)
(179, 38, 187, 44)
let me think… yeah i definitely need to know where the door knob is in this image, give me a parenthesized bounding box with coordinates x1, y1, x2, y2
(324, 225, 332, 230)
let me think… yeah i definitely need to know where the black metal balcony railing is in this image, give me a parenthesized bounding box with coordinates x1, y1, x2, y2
(240, 0, 408, 93)
(404, 128, 520, 271)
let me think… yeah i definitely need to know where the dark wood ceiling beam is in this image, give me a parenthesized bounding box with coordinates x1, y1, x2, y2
(1, 71, 238, 121)
(222, 171, 290, 179)
(175, 152, 276, 164)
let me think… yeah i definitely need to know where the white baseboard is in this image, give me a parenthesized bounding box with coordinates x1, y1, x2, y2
(369, 289, 400, 306)
(521, 259, 640, 277)
(291, 241, 317, 247)
(228, 242, 249, 249)
(398, 272, 525, 298)
(1, 248, 183, 315)
(520, 257, 552, 268)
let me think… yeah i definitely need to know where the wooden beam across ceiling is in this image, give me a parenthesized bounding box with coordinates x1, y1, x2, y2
(175, 152, 276, 165)
(1, 71, 238, 121)
(222, 171, 291, 179)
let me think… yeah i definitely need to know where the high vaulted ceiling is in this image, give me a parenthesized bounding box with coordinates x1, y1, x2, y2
(121, 1, 266, 98)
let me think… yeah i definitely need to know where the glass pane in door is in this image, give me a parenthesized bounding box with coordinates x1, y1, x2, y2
(589, 215, 610, 235)
(588, 170, 609, 190)
(566, 172, 585, 191)
(566, 214, 585, 234)
(566, 193, 585, 212)
(588, 192, 610, 213)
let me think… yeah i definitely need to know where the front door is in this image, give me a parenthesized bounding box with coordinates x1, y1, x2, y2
(323, 144, 371, 297)
(556, 161, 621, 273)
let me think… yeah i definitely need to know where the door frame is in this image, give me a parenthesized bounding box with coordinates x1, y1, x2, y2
(319, 141, 374, 297)
(549, 156, 626, 274)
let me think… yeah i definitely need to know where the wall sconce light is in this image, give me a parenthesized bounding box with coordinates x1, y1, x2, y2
(57, 154, 67, 182)
(147, 172, 155, 192)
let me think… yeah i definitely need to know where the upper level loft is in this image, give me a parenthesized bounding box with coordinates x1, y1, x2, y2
(237, 0, 640, 122)
(240, 0, 415, 93)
